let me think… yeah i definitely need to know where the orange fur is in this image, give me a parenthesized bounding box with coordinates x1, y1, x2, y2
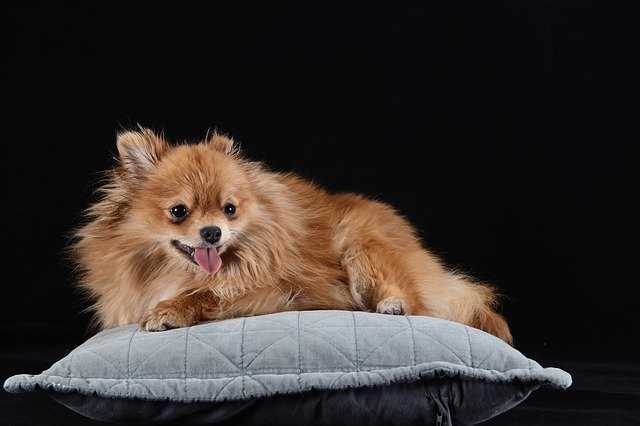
(73, 129, 512, 344)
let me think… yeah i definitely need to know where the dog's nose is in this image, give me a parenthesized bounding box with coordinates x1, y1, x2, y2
(200, 226, 222, 244)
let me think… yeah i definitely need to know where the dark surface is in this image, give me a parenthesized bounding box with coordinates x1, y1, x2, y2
(3, 2, 638, 425)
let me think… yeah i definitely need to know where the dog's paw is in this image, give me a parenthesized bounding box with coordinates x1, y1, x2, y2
(376, 297, 407, 315)
(140, 302, 196, 332)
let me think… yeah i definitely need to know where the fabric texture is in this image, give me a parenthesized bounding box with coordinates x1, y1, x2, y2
(4, 311, 571, 424)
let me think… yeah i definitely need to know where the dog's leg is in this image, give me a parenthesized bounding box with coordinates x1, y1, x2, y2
(341, 243, 417, 315)
(140, 290, 216, 331)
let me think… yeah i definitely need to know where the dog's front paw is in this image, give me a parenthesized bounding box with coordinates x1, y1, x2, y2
(140, 301, 197, 332)
(376, 297, 408, 315)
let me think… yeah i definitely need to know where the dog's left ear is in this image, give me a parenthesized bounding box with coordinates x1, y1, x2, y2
(206, 132, 238, 156)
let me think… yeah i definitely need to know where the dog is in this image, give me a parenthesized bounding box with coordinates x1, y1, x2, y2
(73, 128, 512, 344)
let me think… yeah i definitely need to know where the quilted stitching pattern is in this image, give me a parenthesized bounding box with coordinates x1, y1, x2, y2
(4, 311, 571, 403)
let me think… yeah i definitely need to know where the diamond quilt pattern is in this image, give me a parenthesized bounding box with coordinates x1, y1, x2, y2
(4, 311, 571, 403)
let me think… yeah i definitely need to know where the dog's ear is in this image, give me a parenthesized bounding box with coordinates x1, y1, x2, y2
(116, 128, 168, 174)
(206, 132, 238, 156)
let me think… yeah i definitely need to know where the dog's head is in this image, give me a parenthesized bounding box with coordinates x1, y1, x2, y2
(116, 129, 257, 275)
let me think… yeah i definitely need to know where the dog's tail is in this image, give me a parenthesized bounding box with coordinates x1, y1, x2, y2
(464, 280, 513, 344)
(472, 298, 512, 345)
(422, 274, 513, 345)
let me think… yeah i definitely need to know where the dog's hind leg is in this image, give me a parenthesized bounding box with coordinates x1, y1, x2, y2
(341, 241, 423, 316)
(331, 195, 428, 316)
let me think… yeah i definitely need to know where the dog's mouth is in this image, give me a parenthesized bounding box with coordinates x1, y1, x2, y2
(171, 240, 223, 275)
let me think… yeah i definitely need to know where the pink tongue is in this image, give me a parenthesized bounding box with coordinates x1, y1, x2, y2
(193, 247, 222, 274)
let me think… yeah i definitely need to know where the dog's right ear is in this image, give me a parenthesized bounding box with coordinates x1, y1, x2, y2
(116, 129, 168, 175)
(206, 131, 238, 156)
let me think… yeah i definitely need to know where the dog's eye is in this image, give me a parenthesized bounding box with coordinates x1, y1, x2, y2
(169, 204, 189, 220)
(223, 203, 236, 216)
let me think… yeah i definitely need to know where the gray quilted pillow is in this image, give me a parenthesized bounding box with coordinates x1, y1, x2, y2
(4, 311, 571, 425)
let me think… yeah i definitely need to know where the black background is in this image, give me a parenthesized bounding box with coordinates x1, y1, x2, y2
(2, 2, 638, 425)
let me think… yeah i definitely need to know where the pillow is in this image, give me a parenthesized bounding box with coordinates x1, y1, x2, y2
(4, 311, 571, 425)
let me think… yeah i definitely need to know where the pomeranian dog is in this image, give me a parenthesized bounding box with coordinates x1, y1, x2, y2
(73, 128, 512, 343)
